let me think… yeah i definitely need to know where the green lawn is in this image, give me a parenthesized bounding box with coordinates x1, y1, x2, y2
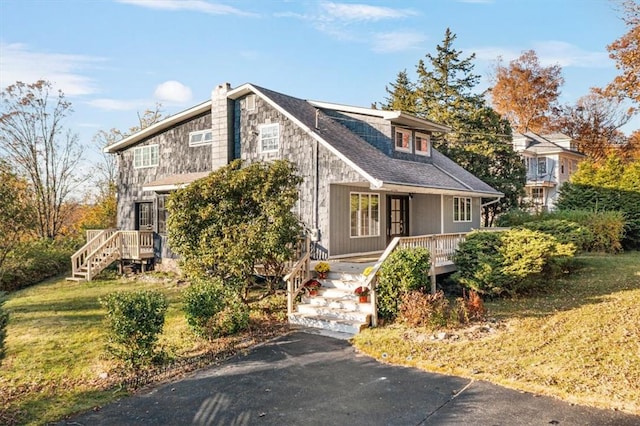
(0, 273, 288, 425)
(353, 252, 640, 415)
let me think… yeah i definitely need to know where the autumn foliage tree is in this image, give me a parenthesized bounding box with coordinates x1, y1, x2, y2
(605, 0, 640, 105)
(490, 50, 564, 133)
(0, 80, 84, 239)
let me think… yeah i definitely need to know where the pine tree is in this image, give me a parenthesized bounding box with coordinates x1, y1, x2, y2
(382, 70, 418, 114)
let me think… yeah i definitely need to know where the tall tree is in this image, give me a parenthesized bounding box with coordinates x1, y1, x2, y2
(490, 50, 564, 133)
(552, 91, 632, 161)
(605, 0, 640, 105)
(415, 28, 484, 134)
(381, 70, 419, 114)
(385, 28, 525, 225)
(0, 80, 84, 239)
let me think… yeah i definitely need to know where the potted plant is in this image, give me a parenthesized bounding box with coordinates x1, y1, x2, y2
(304, 279, 322, 296)
(314, 262, 330, 279)
(354, 286, 370, 303)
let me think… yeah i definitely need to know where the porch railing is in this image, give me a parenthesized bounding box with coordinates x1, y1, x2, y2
(364, 232, 469, 327)
(284, 236, 311, 315)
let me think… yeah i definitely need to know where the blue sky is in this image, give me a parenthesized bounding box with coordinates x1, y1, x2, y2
(0, 0, 636, 164)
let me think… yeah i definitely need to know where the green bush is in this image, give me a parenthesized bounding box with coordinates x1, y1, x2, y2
(0, 238, 78, 292)
(516, 219, 593, 252)
(100, 290, 168, 369)
(183, 278, 249, 340)
(496, 209, 534, 227)
(453, 229, 576, 297)
(0, 292, 8, 364)
(376, 247, 431, 321)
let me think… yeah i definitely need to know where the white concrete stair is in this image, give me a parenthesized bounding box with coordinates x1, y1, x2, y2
(288, 271, 373, 336)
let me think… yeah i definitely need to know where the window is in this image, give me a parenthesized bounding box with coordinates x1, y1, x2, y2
(157, 195, 168, 234)
(561, 159, 565, 174)
(531, 187, 545, 205)
(133, 145, 159, 168)
(395, 128, 412, 152)
(350, 193, 380, 237)
(246, 94, 256, 111)
(537, 157, 547, 175)
(260, 123, 280, 152)
(415, 132, 430, 155)
(453, 197, 472, 222)
(189, 130, 213, 147)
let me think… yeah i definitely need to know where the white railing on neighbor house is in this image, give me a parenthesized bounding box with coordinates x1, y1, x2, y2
(364, 232, 469, 327)
(284, 237, 311, 315)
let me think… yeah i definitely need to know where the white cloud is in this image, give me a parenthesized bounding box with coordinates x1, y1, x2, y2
(473, 41, 610, 69)
(372, 31, 426, 53)
(154, 80, 193, 104)
(320, 2, 417, 21)
(0, 42, 103, 96)
(86, 98, 149, 111)
(116, 0, 256, 16)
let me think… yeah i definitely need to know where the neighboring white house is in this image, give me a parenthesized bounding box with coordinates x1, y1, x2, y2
(512, 132, 586, 211)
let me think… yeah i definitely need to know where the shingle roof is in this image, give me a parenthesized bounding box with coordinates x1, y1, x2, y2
(253, 85, 501, 196)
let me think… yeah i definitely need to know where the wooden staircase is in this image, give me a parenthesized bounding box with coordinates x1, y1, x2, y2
(68, 229, 154, 282)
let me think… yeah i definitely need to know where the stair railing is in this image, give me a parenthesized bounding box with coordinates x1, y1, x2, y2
(284, 236, 311, 315)
(84, 230, 123, 281)
(71, 228, 118, 277)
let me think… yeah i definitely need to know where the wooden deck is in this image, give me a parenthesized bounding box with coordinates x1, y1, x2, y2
(68, 229, 154, 281)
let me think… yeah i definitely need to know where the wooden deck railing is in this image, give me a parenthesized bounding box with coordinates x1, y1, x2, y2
(364, 232, 469, 327)
(284, 237, 311, 315)
(70, 229, 155, 281)
(71, 229, 118, 278)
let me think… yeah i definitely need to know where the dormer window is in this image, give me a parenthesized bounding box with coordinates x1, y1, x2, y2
(395, 128, 412, 152)
(189, 130, 213, 147)
(415, 132, 431, 156)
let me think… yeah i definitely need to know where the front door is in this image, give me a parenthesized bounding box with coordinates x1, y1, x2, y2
(135, 202, 154, 231)
(387, 195, 409, 241)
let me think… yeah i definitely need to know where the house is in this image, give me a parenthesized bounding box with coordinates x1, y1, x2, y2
(100, 82, 502, 270)
(512, 132, 585, 211)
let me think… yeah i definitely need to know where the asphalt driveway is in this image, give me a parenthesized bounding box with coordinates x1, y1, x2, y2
(59, 330, 639, 425)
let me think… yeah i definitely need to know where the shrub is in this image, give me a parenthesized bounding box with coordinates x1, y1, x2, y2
(376, 247, 430, 321)
(100, 290, 168, 369)
(0, 238, 78, 292)
(0, 292, 8, 364)
(183, 278, 249, 340)
(496, 209, 534, 227)
(453, 229, 575, 297)
(399, 290, 450, 328)
(517, 219, 593, 252)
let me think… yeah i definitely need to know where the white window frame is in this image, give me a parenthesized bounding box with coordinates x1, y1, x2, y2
(133, 144, 159, 169)
(415, 132, 431, 156)
(531, 187, 545, 205)
(561, 158, 565, 174)
(394, 127, 412, 153)
(350, 192, 380, 238)
(246, 94, 256, 111)
(259, 123, 280, 153)
(188, 130, 213, 147)
(453, 196, 472, 222)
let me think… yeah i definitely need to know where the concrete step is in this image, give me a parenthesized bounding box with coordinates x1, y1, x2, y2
(305, 295, 373, 313)
(317, 277, 364, 291)
(65, 277, 86, 282)
(296, 304, 371, 323)
(288, 313, 368, 335)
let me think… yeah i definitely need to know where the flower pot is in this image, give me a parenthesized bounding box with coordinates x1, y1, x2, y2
(317, 272, 327, 279)
(309, 289, 318, 296)
(359, 295, 369, 303)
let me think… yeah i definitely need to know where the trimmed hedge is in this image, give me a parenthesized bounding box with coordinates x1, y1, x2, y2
(497, 210, 625, 253)
(376, 247, 431, 321)
(453, 229, 576, 297)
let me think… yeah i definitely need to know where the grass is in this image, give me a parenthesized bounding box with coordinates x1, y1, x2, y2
(0, 273, 289, 425)
(353, 252, 640, 415)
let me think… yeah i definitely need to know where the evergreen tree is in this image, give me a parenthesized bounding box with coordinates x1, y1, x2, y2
(381, 28, 525, 225)
(381, 70, 418, 114)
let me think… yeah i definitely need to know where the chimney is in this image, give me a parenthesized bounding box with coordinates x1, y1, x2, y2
(211, 82, 233, 169)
